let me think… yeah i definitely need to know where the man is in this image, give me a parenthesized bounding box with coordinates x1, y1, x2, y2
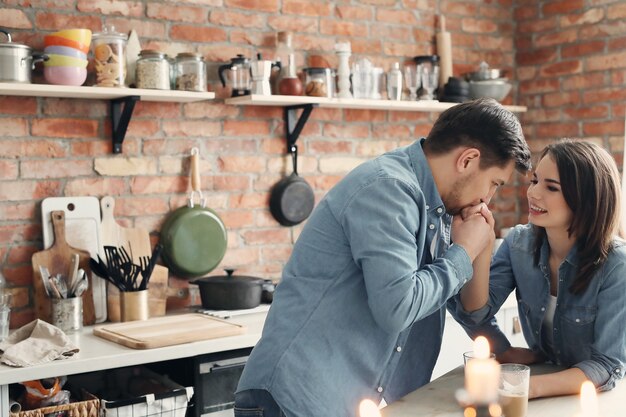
(235, 98, 532, 417)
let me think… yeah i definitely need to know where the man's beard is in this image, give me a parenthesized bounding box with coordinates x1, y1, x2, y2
(443, 175, 473, 216)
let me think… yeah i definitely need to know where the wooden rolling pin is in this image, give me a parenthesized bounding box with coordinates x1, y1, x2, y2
(436, 15, 453, 89)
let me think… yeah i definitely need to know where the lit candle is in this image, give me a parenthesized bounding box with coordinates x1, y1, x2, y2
(464, 336, 500, 404)
(579, 380, 599, 417)
(359, 399, 382, 417)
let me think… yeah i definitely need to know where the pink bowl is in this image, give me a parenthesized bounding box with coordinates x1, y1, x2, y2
(44, 66, 87, 86)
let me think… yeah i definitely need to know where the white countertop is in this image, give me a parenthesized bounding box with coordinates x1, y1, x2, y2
(382, 365, 624, 417)
(0, 311, 267, 385)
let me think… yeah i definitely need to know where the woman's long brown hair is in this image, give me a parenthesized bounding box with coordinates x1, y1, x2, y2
(533, 139, 624, 294)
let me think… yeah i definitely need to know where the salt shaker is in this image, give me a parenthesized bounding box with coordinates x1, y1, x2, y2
(386, 62, 403, 100)
(335, 42, 352, 98)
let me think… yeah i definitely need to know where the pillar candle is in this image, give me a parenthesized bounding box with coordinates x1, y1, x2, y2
(464, 336, 500, 404)
(578, 380, 599, 417)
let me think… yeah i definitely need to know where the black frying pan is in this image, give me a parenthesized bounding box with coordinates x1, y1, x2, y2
(269, 144, 314, 226)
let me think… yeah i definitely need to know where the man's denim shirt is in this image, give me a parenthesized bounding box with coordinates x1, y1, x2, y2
(237, 140, 474, 417)
(452, 224, 626, 391)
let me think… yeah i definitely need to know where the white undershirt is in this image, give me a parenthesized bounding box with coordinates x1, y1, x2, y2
(542, 294, 558, 353)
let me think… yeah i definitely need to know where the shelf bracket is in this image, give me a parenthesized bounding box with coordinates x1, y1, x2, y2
(284, 103, 316, 152)
(111, 95, 140, 154)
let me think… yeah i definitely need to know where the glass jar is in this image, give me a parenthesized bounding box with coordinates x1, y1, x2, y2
(92, 26, 127, 87)
(303, 67, 334, 98)
(174, 52, 207, 92)
(136, 49, 170, 90)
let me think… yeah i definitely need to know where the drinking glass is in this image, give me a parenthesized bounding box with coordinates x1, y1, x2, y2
(419, 64, 439, 100)
(499, 364, 530, 417)
(404, 64, 420, 101)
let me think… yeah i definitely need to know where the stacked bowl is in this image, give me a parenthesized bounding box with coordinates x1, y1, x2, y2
(43, 29, 91, 86)
(464, 61, 512, 102)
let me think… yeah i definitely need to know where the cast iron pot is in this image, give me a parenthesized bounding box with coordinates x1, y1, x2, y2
(269, 145, 314, 227)
(191, 269, 266, 310)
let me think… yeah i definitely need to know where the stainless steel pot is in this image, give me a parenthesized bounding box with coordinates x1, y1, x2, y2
(0, 28, 47, 83)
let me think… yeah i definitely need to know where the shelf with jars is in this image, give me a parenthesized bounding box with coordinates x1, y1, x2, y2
(0, 82, 215, 153)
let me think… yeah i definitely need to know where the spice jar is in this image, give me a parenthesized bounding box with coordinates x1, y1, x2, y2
(92, 26, 127, 87)
(135, 49, 170, 90)
(174, 52, 207, 92)
(303, 67, 334, 98)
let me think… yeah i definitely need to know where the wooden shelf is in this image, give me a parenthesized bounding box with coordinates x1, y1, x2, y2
(225, 94, 527, 113)
(0, 83, 215, 153)
(0, 82, 215, 102)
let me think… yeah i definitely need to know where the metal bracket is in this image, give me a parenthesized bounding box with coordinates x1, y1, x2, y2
(111, 95, 140, 154)
(284, 103, 316, 152)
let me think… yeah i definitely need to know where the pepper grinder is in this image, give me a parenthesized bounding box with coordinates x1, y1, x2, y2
(335, 42, 352, 98)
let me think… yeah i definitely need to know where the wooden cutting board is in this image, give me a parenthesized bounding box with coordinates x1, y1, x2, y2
(42, 196, 107, 323)
(32, 211, 96, 325)
(100, 196, 168, 322)
(92, 313, 246, 349)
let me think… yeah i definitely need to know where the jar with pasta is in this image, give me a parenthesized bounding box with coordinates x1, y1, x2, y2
(174, 52, 207, 92)
(136, 49, 170, 90)
(92, 26, 127, 87)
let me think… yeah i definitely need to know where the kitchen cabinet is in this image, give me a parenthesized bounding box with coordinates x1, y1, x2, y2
(0, 311, 264, 416)
(432, 294, 525, 380)
(225, 94, 527, 152)
(0, 82, 215, 153)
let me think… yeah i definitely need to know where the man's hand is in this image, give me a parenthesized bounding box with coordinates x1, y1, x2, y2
(451, 203, 496, 261)
(496, 347, 545, 365)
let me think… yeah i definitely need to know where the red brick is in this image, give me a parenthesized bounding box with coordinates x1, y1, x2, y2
(517, 17, 558, 35)
(0, 8, 32, 28)
(293, 34, 336, 52)
(542, 91, 580, 108)
(243, 229, 291, 244)
(583, 88, 626, 104)
(516, 48, 557, 66)
(77, 0, 143, 16)
(32, 118, 98, 139)
(583, 120, 623, 136)
(376, 9, 417, 25)
(267, 15, 318, 33)
(564, 106, 609, 120)
(320, 19, 367, 36)
(213, 175, 251, 191)
(283, 0, 332, 16)
(514, 4, 538, 20)
(519, 78, 560, 95)
(372, 124, 412, 140)
(476, 35, 514, 51)
(308, 140, 353, 154)
(0, 201, 36, 221)
(561, 73, 605, 91)
(147, 3, 207, 22)
(587, 51, 626, 72)
(34, 12, 100, 31)
(225, 0, 279, 13)
(535, 28, 578, 48)
(210, 9, 265, 27)
(170, 24, 226, 42)
(560, 8, 604, 27)
(0, 118, 27, 137)
(543, 0, 583, 15)
(0, 223, 41, 246)
(461, 18, 498, 34)
(562, 40, 606, 58)
(219, 156, 266, 173)
(221, 211, 255, 228)
(106, 18, 166, 38)
(535, 122, 579, 139)
(228, 192, 269, 209)
(383, 42, 424, 58)
(66, 178, 127, 196)
(323, 124, 370, 139)
(0, 96, 37, 115)
(540, 60, 582, 77)
(223, 120, 271, 136)
(607, 3, 626, 19)
(371, 24, 412, 42)
(21, 159, 93, 179)
(335, 5, 373, 20)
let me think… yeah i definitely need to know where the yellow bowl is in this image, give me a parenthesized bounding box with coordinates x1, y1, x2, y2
(43, 53, 88, 68)
(51, 29, 92, 46)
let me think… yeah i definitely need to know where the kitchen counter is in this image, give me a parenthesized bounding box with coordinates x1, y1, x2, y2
(0, 310, 268, 414)
(382, 364, 624, 417)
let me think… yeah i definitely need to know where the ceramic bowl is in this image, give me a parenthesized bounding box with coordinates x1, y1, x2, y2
(44, 66, 87, 86)
(51, 29, 92, 46)
(468, 80, 512, 102)
(43, 45, 87, 60)
(43, 34, 89, 54)
(43, 53, 88, 68)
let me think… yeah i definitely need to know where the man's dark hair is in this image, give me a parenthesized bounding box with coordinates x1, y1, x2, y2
(423, 98, 531, 173)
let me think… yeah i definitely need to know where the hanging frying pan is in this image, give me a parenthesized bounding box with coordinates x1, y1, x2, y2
(269, 144, 315, 226)
(161, 148, 227, 278)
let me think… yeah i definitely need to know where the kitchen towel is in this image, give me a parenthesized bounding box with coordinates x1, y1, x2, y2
(0, 319, 79, 367)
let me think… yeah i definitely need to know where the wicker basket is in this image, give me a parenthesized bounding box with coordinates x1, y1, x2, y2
(11, 390, 99, 417)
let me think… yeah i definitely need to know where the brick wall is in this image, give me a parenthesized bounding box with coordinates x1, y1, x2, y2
(1, 0, 599, 328)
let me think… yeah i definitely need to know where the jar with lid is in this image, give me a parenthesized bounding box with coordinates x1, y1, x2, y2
(92, 26, 127, 87)
(303, 67, 334, 98)
(174, 52, 207, 92)
(136, 49, 170, 90)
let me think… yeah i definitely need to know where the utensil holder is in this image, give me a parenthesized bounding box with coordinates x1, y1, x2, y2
(120, 290, 149, 322)
(51, 297, 83, 332)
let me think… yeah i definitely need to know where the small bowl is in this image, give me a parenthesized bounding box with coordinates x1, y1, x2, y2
(44, 45, 87, 60)
(468, 80, 512, 101)
(43, 53, 88, 68)
(43, 34, 89, 54)
(44, 66, 87, 86)
(51, 28, 92, 46)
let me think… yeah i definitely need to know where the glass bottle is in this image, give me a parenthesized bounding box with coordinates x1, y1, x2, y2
(136, 49, 170, 90)
(175, 52, 207, 92)
(386, 62, 403, 100)
(278, 53, 303, 96)
(272, 31, 293, 94)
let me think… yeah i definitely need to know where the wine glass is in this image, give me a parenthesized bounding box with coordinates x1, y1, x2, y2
(419, 64, 439, 101)
(404, 64, 420, 101)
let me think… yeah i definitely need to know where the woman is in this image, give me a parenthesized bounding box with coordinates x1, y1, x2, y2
(455, 139, 626, 398)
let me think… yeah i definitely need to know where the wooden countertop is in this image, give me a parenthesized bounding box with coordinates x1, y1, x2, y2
(382, 365, 624, 417)
(0, 310, 267, 385)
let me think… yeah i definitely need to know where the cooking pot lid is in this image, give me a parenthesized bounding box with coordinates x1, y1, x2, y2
(0, 28, 30, 50)
(193, 269, 264, 285)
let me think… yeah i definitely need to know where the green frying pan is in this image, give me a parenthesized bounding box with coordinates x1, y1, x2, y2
(161, 149, 227, 278)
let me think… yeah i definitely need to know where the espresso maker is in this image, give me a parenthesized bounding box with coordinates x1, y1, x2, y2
(250, 53, 281, 95)
(218, 54, 252, 97)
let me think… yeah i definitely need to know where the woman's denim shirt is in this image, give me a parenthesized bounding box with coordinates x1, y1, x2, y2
(454, 224, 626, 391)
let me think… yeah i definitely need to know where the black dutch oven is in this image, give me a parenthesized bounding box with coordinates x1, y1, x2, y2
(191, 269, 275, 310)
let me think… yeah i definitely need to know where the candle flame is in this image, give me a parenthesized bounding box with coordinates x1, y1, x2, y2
(474, 336, 490, 360)
(580, 380, 599, 417)
(359, 399, 382, 417)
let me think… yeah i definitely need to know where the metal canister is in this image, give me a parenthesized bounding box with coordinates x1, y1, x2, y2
(51, 297, 83, 333)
